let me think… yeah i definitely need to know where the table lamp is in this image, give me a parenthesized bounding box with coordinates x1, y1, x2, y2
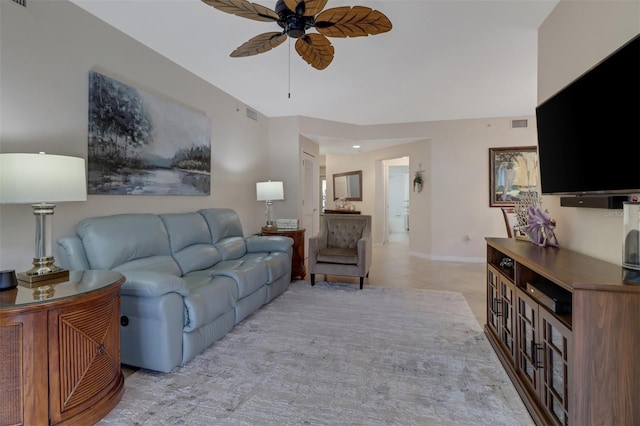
(256, 180, 284, 231)
(0, 152, 87, 285)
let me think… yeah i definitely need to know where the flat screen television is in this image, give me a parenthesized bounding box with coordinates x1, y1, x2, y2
(536, 34, 640, 196)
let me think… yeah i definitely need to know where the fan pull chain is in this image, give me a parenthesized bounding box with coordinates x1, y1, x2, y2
(288, 37, 291, 99)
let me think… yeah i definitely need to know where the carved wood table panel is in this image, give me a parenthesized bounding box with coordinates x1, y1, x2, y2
(0, 270, 125, 426)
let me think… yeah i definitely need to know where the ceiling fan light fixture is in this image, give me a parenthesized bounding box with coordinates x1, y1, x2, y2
(283, 15, 309, 38)
(202, 0, 392, 70)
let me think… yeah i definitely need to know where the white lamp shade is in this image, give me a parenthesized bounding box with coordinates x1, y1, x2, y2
(0, 153, 87, 203)
(256, 181, 284, 201)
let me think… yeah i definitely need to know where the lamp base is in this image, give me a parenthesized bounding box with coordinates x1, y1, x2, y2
(17, 256, 69, 287)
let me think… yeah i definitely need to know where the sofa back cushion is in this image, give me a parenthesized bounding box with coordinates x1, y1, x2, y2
(160, 212, 222, 275)
(75, 213, 181, 275)
(199, 208, 247, 259)
(199, 208, 244, 241)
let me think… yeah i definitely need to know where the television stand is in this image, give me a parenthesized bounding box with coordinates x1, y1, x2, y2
(485, 237, 639, 425)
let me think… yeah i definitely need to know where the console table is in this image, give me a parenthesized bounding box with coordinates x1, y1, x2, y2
(323, 209, 361, 214)
(485, 238, 639, 426)
(0, 270, 125, 426)
(262, 228, 306, 280)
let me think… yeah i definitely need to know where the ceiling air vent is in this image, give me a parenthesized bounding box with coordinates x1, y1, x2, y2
(511, 119, 528, 128)
(246, 108, 257, 121)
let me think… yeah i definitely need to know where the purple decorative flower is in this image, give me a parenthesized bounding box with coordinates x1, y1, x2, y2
(523, 205, 559, 247)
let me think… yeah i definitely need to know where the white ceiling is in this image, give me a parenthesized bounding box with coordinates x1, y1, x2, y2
(71, 0, 558, 154)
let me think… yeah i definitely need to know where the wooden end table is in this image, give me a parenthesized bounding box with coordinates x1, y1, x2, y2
(0, 270, 125, 426)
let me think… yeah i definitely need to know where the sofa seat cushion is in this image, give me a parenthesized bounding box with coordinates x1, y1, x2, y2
(181, 275, 237, 332)
(113, 256, 182, 276)
(242, 252, 290, 283)
(317, 247, 358, 265)
(209, 258, 268, 299)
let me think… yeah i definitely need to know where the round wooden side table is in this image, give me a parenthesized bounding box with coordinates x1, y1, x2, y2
(0, 270, 125, 426)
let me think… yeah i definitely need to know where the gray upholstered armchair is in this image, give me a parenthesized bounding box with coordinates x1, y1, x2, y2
(308, 214, 372, 289)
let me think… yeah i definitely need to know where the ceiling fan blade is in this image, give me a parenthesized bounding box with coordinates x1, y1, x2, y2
(283, 0, 328, 17)
(202, 0, 279, 22)
(315, 6, 392, 38)
(295, 33, 334, 70)
(230, 32, 287, 57)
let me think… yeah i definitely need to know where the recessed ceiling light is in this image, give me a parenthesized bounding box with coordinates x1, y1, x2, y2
(352, 145, 361, 149)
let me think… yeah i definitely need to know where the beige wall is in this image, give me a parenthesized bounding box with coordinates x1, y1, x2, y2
(537, 0, 639, 264)
(0, 0, 271, 271)
(2, 0, 634, 273)
(324, 116, 539, 262)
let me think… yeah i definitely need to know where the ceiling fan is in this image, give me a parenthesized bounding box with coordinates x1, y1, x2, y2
(201, 0, 392, 70)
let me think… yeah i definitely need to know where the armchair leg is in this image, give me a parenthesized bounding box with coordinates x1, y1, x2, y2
(359, 277, 364, 290)
(311, 274, 315, 286)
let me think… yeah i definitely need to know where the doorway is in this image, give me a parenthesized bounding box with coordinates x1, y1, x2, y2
(302, 151, 318, 259)
(384, 157, 410, 243)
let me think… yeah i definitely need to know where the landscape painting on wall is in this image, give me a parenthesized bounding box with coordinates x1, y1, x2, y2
(489, 146, 539, 207)
(87, 70, 211, 195)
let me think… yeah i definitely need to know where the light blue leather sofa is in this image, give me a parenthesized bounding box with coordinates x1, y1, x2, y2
(57, 208, 293, 373)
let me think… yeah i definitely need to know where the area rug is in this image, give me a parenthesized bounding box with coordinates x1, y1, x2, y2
(99, 281, 533, 426)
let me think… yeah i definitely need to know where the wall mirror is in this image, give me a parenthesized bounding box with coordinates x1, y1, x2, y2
(333, 170, 362, 201)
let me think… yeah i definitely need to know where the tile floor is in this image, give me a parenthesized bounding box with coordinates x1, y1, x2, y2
(316, 232, 487, 326)
(122, 232, 487, 377)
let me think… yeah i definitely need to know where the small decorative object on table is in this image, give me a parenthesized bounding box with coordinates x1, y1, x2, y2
(499, 257, 514, 269)
(0, 269, 18, 291)
(523, 205, 559, 247)
(276, 219, 299, 230)
(513, 191, 542, 240)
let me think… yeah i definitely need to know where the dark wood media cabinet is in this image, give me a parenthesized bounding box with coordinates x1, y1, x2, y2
(485, 238, 639, 426)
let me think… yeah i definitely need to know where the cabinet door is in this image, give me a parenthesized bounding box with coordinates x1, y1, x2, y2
(486, 265, 501, 337)
(517, 288, 572, 426)
(539, 310, 571, 426)
(499, 276, 516, 365)
(48, 292, 122, 424)
(516, 289, 542, 395)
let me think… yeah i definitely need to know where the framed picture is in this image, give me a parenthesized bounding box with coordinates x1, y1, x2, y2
(87, 70, 211, 195)
(489, 146, 538, 207)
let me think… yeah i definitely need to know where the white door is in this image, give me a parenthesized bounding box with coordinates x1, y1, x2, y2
(302, 152, 318, 263)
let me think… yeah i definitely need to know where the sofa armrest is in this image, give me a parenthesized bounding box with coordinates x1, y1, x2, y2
(307, 233, 326, 270)
(120, 271, 189, 298)
(357, 236, 372, 268)
(246, 235, 293, 253)
(308, 233, 327, 253)
(56, 236, 91, 271)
